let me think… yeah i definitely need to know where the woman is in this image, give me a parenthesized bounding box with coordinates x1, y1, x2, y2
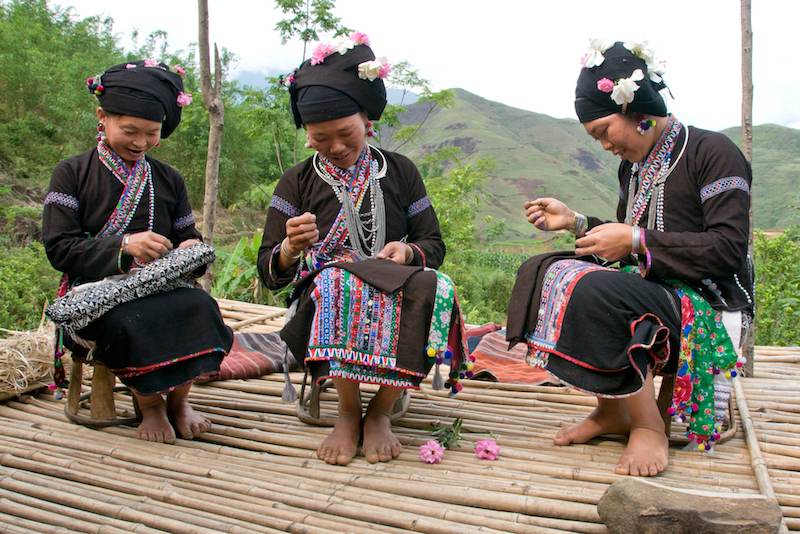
(43, 60, 233, 444)
(258, 33, 468, 466)
(507, 40, 753, 476)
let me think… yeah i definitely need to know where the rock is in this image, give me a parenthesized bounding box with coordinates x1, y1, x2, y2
(597, 477, 783, 534)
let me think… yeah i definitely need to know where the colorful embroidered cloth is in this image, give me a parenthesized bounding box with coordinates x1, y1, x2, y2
(306, 267, 415, 387)
(471, 330, 556, 384)
(212, 332, 300, 381)
(669, 280, 740, 445)
(525, 259, 614, 364)
(302, 264, 470, 392)
(426, 270, 473, 394)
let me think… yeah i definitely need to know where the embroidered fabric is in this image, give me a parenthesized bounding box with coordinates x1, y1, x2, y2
(96, 141, 155, 237)
(313, 143, 387, 260)
(624, 115, 688, 231)
(668, 280, 741, 446)
(45, 243, 216, 335)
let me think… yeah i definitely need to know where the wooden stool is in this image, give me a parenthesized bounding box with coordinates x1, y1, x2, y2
(296, 369, 410, 427)
(64, 358, 142, 428)
(656, 373, 736, 446)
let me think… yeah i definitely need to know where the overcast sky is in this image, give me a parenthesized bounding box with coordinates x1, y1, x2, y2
(55, 0, 797, 132)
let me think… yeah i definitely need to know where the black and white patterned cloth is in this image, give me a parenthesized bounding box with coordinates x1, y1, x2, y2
(46, 243, 216, 335)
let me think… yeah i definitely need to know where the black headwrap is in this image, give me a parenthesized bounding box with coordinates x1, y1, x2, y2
(574, 41, 669, 123)
(89, 60, 186, 138)
(289, 44, 387, 128)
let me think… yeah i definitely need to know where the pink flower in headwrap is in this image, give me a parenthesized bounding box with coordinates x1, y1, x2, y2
(126, 63, 137, 69)
(475, 439, 500, 460)
(597, 78, 615, 93)
(350, 32, 370, 46)
(311, 42, 336, 65)
(419, 439, 445, 464)
(174, 66, 186, 77)
(379, 61, 392, 79)
(144, 58, 159, 67)
(176, 91, 193, 107)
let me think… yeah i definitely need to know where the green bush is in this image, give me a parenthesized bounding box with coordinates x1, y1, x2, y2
(754, 230, 800, 346)
(441, 248, 529, 325)
(0, 241, 59, 330)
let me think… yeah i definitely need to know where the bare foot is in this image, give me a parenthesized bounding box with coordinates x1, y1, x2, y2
(317, 413, 362, 465)
(554, 399, 631, 445)
(167, 390, 211, 440)
(615, 426, 669, 476)
(317, 378, 364, 465)
(134, 393, 176, 444)
(362, 403, 402, 463)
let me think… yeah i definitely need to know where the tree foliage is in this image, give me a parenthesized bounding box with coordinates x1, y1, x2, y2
(0, 0, 123, 179)
(274, 0, 351, 60)
(376, 61, 456, 153)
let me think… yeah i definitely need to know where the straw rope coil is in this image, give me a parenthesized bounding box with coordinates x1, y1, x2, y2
(0, 321, 64, 401)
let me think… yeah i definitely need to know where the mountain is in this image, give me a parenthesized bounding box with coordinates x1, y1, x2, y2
(394, 88, 800, 240)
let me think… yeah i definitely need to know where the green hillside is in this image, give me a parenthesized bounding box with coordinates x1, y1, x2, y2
(721, 124, 800, 230)
(397, 89, 800, 241)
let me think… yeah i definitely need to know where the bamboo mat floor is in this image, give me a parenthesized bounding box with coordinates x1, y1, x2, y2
(0, 345, 799, 533)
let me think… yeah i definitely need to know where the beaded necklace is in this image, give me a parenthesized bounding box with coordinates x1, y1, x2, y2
(96, 141, 155, 238)
(625, 115, 681, 227)
(314, 143, 387, 261)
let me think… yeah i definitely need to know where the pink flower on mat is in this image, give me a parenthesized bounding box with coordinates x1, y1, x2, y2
(311, 42, 336, 65)
(177, 91, 193, 107)
(475, 439, 500, 460)
(350, 32, 371, 46)
(597, 78, 615, 93)
(419, 439, 445, 464)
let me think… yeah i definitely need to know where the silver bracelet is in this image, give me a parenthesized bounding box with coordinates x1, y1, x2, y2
(632, 226, 641, 254)
(404, 245, 415, 265)
(281, 238, 302, 260)
(122, 233, 131, 256)
(573, 213, 588, 236)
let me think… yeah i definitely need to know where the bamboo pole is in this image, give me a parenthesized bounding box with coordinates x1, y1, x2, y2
(733, 376, 790, 534)
(226, 310, 287, 331)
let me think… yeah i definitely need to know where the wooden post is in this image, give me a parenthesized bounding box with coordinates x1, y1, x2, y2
(67, 360, 83, 415)
(89, 362, 117, 421)
(741, 0, 755, 377)
(198, 0, 225, 293)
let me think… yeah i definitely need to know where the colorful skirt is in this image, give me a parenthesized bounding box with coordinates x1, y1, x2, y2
(525, 259, 682, 398)
(283, 260, 467, 391)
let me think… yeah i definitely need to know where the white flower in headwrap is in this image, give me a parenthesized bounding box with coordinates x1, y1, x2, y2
(582, 38, 613, 68)
(358, 56, 389, 81)
(646, 57, 667, 83)
(611, 69, 644, 105)
(334, 37, 356, 55)
(624, 40, 656, 64)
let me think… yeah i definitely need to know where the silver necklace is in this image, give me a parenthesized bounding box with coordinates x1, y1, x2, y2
(313, 145, 387, 260)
